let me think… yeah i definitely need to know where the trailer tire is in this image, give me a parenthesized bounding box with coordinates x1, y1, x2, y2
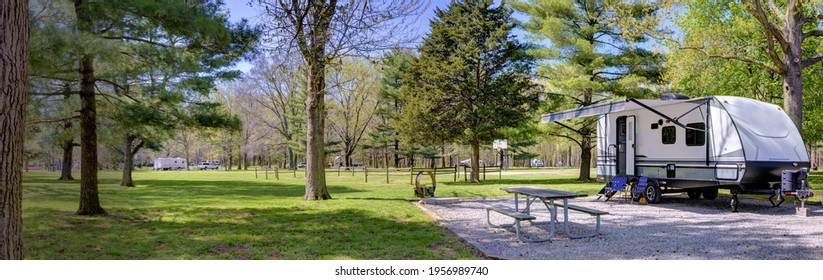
(644, 181, 662, 204)
(702, 189, 718, 200)
(687, 191, 702, 199)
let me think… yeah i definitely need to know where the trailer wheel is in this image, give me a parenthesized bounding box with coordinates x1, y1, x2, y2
(644, 181, 662, 204)
(687, 191, 702, 199)
(702, 189, 718, 200)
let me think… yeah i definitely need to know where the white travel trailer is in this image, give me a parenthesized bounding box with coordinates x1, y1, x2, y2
(542, 94, 814, 211)
(153, 157, 187, 170)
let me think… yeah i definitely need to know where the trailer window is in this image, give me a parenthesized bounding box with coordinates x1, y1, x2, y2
(686, 122, 706, 146)
(662, 126, 676, 144)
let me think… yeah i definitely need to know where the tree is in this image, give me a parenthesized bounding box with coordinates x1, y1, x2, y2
(29, 0, 257, 213)
(257, 0, 425, 200)
(511, 0, 663, 181)
(245, 53, 307, 170)
(327, 58, 380, 167)
(376, 49, 413, 168)
(0, 0, 29, 260)
(399, 0, 539, 183)
(665, 0, 823, 136)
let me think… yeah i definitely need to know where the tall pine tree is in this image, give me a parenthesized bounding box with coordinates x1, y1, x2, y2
(399, 0, 538, 183)
(511, 0, 663, 181)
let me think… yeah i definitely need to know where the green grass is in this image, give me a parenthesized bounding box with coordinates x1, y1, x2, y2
(22, 167, 598, 260)
(24, 167, 820, 260)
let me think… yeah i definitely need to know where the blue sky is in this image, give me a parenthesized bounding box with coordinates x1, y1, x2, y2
(223, 0, 453, 73)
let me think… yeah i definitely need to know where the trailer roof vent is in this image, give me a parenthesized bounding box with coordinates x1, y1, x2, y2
(661, 93, 690, 100)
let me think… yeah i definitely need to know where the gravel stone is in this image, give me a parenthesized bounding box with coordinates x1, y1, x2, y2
(419, 194, 823, 259)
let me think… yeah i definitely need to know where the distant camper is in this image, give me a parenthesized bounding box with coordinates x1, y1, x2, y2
(153, 157, 187, 170)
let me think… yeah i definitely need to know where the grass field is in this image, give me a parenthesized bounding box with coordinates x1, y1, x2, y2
(21, 167, 603, 260)
(21, 167, 821, 259)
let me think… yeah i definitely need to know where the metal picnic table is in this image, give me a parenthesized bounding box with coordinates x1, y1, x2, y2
(485, 187, 606, 242)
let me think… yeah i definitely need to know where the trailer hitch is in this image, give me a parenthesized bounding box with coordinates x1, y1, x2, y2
(779, 168, 815, 210)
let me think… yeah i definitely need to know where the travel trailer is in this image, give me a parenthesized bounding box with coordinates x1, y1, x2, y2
(542, 94, 814, 212)
(153, 157, 187, 170)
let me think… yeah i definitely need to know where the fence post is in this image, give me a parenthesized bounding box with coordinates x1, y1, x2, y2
(265, 167, 268, 179)
(483, 164, 486, 182)
(386, 165, 389, 184)
(499, 166, 502, 179)
(410, 167, 414, 185)
(337, 166, 340, 177)
(275, 167, 279, 180)
(454, 165, 457, 182)
(464, 166, 467, 182)
(255, 166, 258, 179)
(365, 166, 368, 183)
(293, 168, 296, 178)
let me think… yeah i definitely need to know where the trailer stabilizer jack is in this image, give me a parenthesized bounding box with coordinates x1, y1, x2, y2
(768, 191, 785, 207)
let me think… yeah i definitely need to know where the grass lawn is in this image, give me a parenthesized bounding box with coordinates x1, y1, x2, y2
(21, 167, 821, 259)
(21, 167, 601, 260)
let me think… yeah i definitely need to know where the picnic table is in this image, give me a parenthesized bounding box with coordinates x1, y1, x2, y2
(484, 187, 608, 243)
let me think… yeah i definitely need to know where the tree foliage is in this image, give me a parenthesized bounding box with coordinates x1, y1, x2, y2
(511, 0, 664, 180)
(665, 0, 823, 141)
(399, 0, 539, 183)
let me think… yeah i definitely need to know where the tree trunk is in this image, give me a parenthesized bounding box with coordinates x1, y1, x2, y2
(237, 149, 242, 171)
(0, 0, 28, 259)
(441, 146, 446, 168)
(782, 65, 803, 136)
(578, 133, 593, 181)
(75, 1, 106, 215)
(470, 143, 480, 183)
(394, 139, 400, 168)
(287, 147, 295, 170)
(120, 134, 143, 187)
(305, 56, 331, 200)
(58, 139, 76, 180)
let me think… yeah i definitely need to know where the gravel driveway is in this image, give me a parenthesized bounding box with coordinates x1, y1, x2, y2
(418, 194, 823, 260)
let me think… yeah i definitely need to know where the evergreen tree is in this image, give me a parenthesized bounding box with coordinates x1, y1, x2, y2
(511, 0, 663, 181)
(399, 0, 539, 183)
(30, 0, 258, 214)
(376, 49, 413, 168)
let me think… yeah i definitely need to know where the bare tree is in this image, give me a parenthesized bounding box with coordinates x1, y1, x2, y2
(256, 0, 426, 200)
(246, 54, 305, 170)
(327, 58, 380, 167)
(0, 0, 29, 260)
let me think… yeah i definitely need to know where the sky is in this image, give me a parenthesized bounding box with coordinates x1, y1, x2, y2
(222, 0, 453, 73)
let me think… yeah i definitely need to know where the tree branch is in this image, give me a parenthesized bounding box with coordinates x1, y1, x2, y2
(803, 29, 823, 39)
(29, 115, 81, 125)
(101, 35, 171, 47)
(802, 55, 823, 68)
(680, 46, 781, 74)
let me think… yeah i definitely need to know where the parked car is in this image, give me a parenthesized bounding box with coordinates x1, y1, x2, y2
(297, 162, 307, 168)
(458, 159, 484, 167)
(531, 159, 544, 168)
(197, 162, 220, 170)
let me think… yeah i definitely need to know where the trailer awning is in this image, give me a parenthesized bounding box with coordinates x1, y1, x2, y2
(541, 100, 627, 122)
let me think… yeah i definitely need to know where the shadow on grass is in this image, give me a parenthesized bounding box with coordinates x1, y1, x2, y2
(23, 206, 483, 260)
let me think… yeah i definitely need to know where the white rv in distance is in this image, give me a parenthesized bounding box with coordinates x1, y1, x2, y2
(153, 157, 187, 170)
(542, 94, 814, 212)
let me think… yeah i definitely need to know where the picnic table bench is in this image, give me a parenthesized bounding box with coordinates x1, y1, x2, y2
(484, 187, 609, 242)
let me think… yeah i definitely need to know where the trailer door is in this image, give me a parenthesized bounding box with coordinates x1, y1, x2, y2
(626, 116, 635, 176)
(617, 116, 636, 176)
